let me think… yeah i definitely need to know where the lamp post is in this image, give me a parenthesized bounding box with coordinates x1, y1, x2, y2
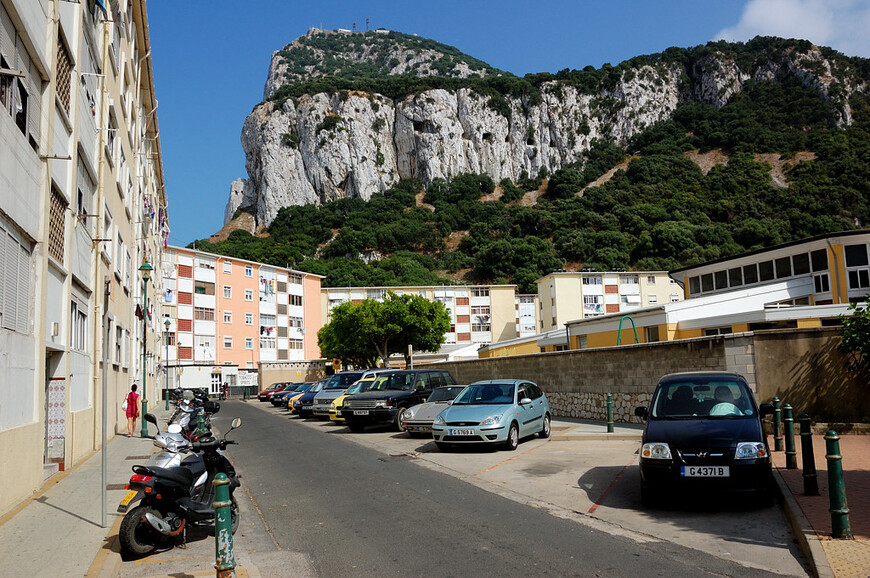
(164, 318, 171, 410)
(139, 259, 153, 437)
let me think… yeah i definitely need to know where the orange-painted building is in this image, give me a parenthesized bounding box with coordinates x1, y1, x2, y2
(162, 247, 323, 391)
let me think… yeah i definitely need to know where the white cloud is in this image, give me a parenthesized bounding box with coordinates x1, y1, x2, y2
(716, 0, 870, 58)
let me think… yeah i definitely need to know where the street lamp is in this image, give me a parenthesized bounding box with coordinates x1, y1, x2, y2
(139, 259, 153, 437)
(164, 318, 171, 410)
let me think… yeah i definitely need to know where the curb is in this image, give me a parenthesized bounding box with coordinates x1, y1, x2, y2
(772, 468, 834, 578)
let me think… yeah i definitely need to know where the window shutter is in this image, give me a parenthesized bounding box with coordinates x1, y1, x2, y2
(16, 235, 29, 333)
(4, 232, 18, 331)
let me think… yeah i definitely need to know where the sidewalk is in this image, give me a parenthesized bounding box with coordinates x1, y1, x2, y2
(0, 405, 867, 577)
(769, 432, 870, 578)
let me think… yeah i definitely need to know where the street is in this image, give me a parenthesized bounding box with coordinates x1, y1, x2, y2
(220, 400, 806, 576)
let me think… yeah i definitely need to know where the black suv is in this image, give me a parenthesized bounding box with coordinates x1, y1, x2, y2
(340, 369, 457, 432)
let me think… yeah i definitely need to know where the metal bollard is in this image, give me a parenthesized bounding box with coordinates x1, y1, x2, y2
(606, 393, 613, 433)
(798, 413, 819, 495)
(825, 430, 853, 539)
(213, 473, 236, 577)
(783, 404, 797, 469)
(243, 389, 249, 401)
(197, 412, 208, 436)
(773, 397, 783, 451)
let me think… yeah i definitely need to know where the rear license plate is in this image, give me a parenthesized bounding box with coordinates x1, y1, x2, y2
(117, 489, 138, 512)
(353, 410, 369, 415)
(681, 466, 729, 477)
(448, 428, 475, 436)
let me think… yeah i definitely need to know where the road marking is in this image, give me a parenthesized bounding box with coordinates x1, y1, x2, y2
(473, 442, 543, 476)
(587, 454, 637, 514)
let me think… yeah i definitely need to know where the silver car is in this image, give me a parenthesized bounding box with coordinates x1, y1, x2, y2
(432, 380, 551, 451)
(401, 386, 465, 438)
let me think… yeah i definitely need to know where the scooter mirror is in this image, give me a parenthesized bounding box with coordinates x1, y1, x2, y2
(231, 418, 242, 429)
(144, 413, 158, 426)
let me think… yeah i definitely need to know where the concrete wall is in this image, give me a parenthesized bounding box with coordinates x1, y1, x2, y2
(436, 328, 868, 423)
(259, 360, 328, 389)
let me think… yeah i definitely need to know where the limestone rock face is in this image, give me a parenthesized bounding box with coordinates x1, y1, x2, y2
(227, 42, 866, 230)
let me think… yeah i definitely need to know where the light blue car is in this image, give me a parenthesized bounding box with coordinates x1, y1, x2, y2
(431, 379, 551, 451)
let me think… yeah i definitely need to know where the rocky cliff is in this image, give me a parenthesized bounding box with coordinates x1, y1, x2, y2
(225, 32, 868, 229)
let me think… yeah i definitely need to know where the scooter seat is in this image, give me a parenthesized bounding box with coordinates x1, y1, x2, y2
(134, 465, 195, 486)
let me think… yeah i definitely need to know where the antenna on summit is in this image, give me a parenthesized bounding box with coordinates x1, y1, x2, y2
(366, 18, 370, 31)
(352, 21, 356, 31)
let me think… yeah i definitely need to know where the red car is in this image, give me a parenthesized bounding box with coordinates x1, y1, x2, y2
(257, 383, 288, 402)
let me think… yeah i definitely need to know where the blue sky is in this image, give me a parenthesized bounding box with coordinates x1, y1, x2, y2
(146, 0, 870, 247)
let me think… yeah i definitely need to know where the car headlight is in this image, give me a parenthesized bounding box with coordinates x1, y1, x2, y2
(404, 408, 416, 420)
(736, 442, 768, 459)
(434, 415, 446, 425)
(479, 414, 502, 426)
(641, 442, 672, 459)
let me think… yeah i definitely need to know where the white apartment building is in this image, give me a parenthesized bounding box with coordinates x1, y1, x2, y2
(537, 271, 682, 333)
(0, 0, 167, 516)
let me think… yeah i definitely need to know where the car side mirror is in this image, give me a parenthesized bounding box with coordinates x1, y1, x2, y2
(759, 403, 774, 417)
(634, 406, 648, 420)
(519, 397, 532, 405)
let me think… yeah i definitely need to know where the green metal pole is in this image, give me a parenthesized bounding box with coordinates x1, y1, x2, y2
(798, 413, 819, 495)
(606, 393, 613, 433)
(140, 277, 149, 438)
(772, 397, 783, 451)
(824, 430, 853, 539)
(783, 404, 796, 469)
(213, 472, 236, 577)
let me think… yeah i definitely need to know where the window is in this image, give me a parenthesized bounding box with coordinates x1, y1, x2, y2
(714, 270, 728, 290)
(223, 311, 232, 323)
(811, 249, 828, 272)
(583, 295, 603, 315)
(728, 267, 743, 287)
(0, 220, 33, 333)
(471, 288, 489, 297)
(260, 314, 276, 327)
(646, 275, 656, 285)
(56, 33, 72, 114)
(70, 298, 87, 351)
(223, 286, 232, 298)
(244, 289, 253, 301)
(115, 325, 123, 365)
(244, 265, 253, 277)
(194, 307, 214, 321)
(471, 320, 491, 331)
(688, 276, 701, 295)
(620, 275, 639, 285)
(471, 306, 490, 315)
(245, 313, 253, 325)
(845, 244, 869, 267)
(646, 326, 660, 343)
(260, 336, 276, 349)
(194, 281, 214, 295)
(814, 274, 830, 293)
(758, 261, 775, 282)
(648, 295, 658, 304)
(288, 339, 303, 350)
(288, 273, 302, 284)
(701, 274, 713, 292)
(775, 257, 792, 278)
(223, 261, 232, 274)
(743, 264, 759, 285)
(289, 294, 302, 306)
(245, 337, 253, 350)
(848, 269, 870, 290)
(793, 253, 810, 275)
(583, 275, 602, 285)
(0, 8, 42, 148)
(671, 293, 681, 302)
(197, 258, 215, 270)
(288, 316, 303, 328)
(48, 187, 66, 263)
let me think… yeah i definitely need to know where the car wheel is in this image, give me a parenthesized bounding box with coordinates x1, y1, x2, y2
(503, 422, 519, 451)
(539, 414, 551, 439)
(395, 407, 407, 432)
(347, 422, 365, 433)
(435, 441, 452, 452)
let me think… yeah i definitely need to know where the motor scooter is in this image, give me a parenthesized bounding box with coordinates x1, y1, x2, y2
(117, 413, 241, 557)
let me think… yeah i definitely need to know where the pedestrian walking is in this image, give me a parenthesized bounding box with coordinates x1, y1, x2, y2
(125, 383, 140, 437)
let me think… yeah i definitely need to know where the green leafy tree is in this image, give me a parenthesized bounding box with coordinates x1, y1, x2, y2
(317, 292, 450, 368)
(838, 296, 870, 371)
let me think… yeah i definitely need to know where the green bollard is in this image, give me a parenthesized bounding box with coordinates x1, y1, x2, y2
(213, 473, 236, 577)
(825, 430, 853, 539)
(197, 412, 208, 436)
(798, 413, 819, 495)
(783, 404, 797, 469)
(606, 393, 613, 433)
(243, 389, 249, 401)
(772, 397, 783, 451)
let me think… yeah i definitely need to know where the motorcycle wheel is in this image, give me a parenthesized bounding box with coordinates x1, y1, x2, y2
(119, 504, 161, 556)
(231, 496, 240, 535)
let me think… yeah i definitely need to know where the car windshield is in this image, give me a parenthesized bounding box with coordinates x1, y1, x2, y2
(310, 381, 325, 393)
(452, 383, 514, 405)
(283, 384, 302, 392)
(370, 373, 415, 391)
(345, 379, 374, 395)
(294, 382, 313, 394)
(324, 372, 364, 390)
(427, 386, 463, 403)
(650, 379, 756, 419)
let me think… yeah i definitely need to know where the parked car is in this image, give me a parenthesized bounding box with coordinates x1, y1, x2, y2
(311, 370, 390, 420)
(633, 371, 775, 506)
(329, 375, 383, 422)
(341, 369, 457, 432)
(285, 381, 318, 412)
(271, 383, 306, 406)
(292, 380, 326, 418)
(257, 382, 287, 402)
(401, 385, 465, 437)
(432, 379, 550, 451)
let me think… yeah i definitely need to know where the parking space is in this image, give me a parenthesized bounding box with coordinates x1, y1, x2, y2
(256, 402, 810, 576)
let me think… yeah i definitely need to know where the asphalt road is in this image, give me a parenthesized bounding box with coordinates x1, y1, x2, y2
(227, 401, 789, 577)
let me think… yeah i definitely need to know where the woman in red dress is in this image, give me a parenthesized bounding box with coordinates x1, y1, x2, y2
(125, 383, 140, 437)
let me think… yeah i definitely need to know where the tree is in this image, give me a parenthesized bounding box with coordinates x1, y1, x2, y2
(838, 295, 870, 371)
(317, 292, 450, 368)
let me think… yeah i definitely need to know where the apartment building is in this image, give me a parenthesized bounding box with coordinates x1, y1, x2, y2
(161, 247, 323, 394)
(536, 271, 682, 332)
(322, 284, 520, 348)
(0, 0, 167, 517)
